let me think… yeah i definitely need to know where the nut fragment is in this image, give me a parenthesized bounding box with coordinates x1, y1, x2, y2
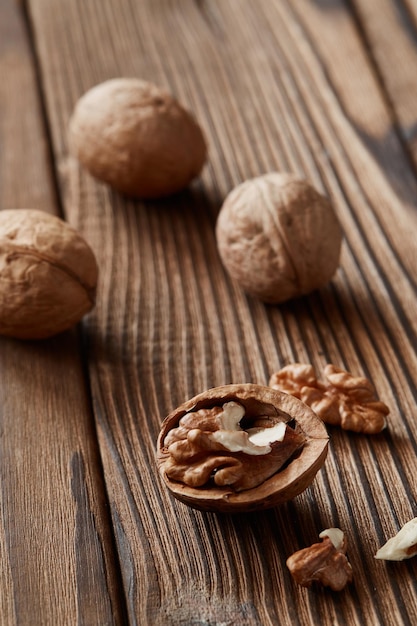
(0, 209, 98, 339)
(375, 518, 417, 561)
(286, 528, 353, 591)
(215, 173, 342, 303)
(69, 78, 207, 198)
(157, 384, 328, 513)
(269, 363, 389, 434)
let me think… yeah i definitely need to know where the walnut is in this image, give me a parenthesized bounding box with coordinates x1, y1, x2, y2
(286, 528, 353, 591)
(69, 78, 207, 198)
(375, 518, 417, 561)
(215, 173, 343, 303)
(157, 383, 329, 513)
(0, 209, 98, 339)
(269, 363, 389, 434)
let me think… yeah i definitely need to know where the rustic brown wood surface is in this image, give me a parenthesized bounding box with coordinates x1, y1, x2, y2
(0, 1, 124, 624)
(1, 0, 417, 624)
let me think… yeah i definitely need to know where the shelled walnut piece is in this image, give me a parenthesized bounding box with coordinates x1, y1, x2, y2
(375, 518, 417, 561)
(286, 528, 353, 591)
(0, 209, 98, 339)
(269, 363, 389, 434)
(157, 384, 329, 513)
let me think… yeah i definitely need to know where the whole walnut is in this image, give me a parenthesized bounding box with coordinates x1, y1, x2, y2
(69, 78, 207, 198)
(215, 173, 343, 303)
(0, 209, 98, 339)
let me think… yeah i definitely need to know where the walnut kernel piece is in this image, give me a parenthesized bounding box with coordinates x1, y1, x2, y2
(286, 528, 353, 591)
(0, 209, 98, 339)
(375, 518, 417, 561)
(215, 173, 342, 304)
(157, 384, 329, 513)
(69, 78, 207, 198)
(269, 363, 389, 434)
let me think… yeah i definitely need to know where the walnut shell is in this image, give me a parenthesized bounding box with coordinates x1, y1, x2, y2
(69, 78, 207, 198)
(157, 383, 328, 513)
(215, 173, 343, 303)
(0, 209, 98, 339)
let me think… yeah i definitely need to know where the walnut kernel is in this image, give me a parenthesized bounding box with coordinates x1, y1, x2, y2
(0, 209, 98, 339)
(157, 384, 328, 513)
(269, 363, 389, 434)
(375, 518, 417, 561)
(162, 400, 305, 491)
(286, 528, 353, 591)
(69, 78, 207, 198)
(215, 173, 342, 303)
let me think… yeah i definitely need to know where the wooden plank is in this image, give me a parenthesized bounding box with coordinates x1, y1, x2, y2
(349, 0, 417, 164)
(0, 1, 124, 624)
(27, 0, 417, 623)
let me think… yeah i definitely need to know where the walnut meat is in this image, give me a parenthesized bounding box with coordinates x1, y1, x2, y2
(286, 528, 353, 591)
(157, 384, 329, 513)
(0, 209, 98, 339)
(269, 363, 389, 434)
(69, 78, 207, 198)
(163, 400, 306, 491)
(375, 518, 417, 561)
(215, 173, 342, 303)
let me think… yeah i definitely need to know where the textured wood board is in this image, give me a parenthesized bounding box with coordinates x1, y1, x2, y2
(20, 0, 417, 623)
(0, 1, 124, 624)
(351, 0, 417, 163)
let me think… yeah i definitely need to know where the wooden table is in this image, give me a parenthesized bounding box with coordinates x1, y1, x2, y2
(1, 0, 417, 624)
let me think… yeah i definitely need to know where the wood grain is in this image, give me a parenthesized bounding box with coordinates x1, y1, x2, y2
(351, 0, 417, 164)
(0, 1, 124, 623)
(23, 0, 417, 623)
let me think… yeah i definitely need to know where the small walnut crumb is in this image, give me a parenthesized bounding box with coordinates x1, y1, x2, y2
(286, 528, 353, 591)
(269, 363, 389, 434)
(319, 528, 346, 551)
(162, 400, 305, 492)
(375, 518, 417, 561)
